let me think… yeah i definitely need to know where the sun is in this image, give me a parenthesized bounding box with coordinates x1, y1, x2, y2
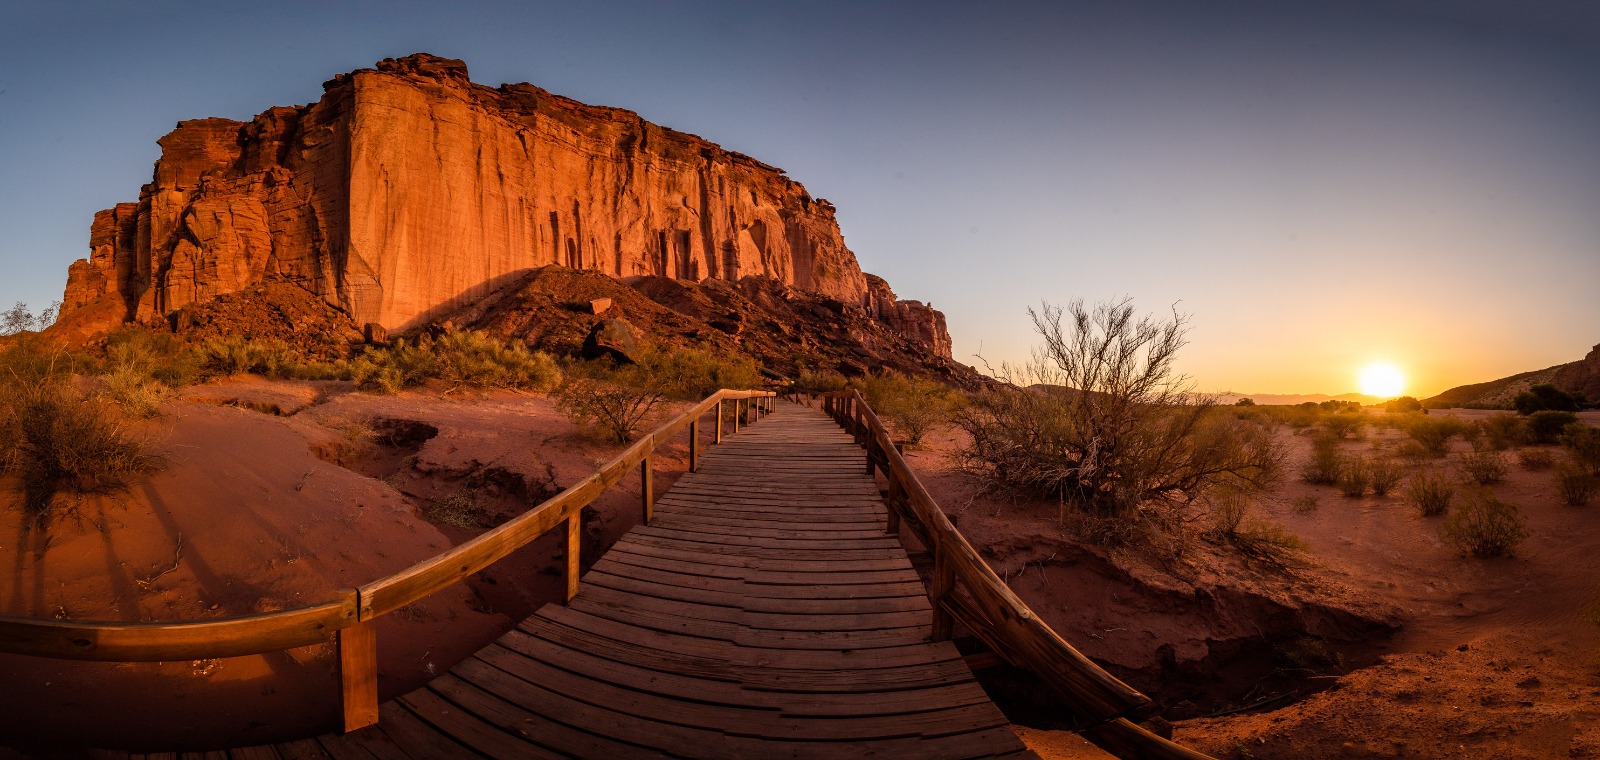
(1359, 362, 1407, 398)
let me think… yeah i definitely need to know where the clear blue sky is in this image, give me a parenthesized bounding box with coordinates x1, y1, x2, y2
(2, 1, 1597, 396)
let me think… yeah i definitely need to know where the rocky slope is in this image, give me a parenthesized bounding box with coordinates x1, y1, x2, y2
(57, 53, 950, 363)
(1425, 342, 1600, 408)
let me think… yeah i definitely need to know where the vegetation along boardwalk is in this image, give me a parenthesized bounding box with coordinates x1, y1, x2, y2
(107, 402, 1033, 759)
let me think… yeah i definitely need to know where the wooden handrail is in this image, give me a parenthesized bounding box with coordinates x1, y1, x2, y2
(0, 387, 774, 733)
(821, 390, 1212, 760)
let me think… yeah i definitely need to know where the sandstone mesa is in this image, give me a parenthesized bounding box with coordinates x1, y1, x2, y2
(58, 53, 950, 362)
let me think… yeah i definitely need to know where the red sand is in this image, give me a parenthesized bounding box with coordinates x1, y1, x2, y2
(0, 379, 690, 752)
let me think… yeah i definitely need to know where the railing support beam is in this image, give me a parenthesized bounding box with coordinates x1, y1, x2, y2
(641, 454, 655, 523)
(689, 419, 700, 472)
(338, 620, 380, 733)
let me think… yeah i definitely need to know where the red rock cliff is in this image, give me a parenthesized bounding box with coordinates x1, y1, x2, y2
(61, 54, 948, 359)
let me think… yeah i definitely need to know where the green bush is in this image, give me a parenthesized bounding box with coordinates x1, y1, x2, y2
(858, 370, 963, 446)
(199, 335, 301, 379)
(1408, 467, 1454, 517)
(1444, 489, 1528, 558)
(1514, 383, 1582, 414)
(633, 348, 761, 401)
(1527, 410, 1579, 444)
(1383, 396, 1423, 413)
(1556, 461, 1596, 506)
(347, 331, 560, 394)
(1404, 415, 1469, 456)
(792, 368, 848, 395)
(1458, 447, 1508, 485)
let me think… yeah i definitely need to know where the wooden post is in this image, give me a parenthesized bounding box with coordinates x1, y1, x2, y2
(734, 399, 742, 434)
(716, 400, 724, 443)
(689, 419, 700, 472)
(564, 514, 581, 602)
(338, 620, 380, 732)
(641, 454, 654, 523)
(930, 546, 956, 642)
(885, 481, 903, 537)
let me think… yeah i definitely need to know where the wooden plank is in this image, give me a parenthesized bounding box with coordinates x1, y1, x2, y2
(225, 746, 283, 760)
(398, 686, 553, 759)
(563, 514, 580, 603)
(337, 620, 379, 733)
(368, 701, 477, 759)
(0, 590, 356, 662)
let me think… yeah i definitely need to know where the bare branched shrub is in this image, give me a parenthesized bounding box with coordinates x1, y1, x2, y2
(1556, 460, 1596, 506)
(555, 360, 669, 443)
(1458, 446, 1508, 485)
(859, 370, 963, 446)
(956, 299, 1280, 533)
(1291, 495, 1320, 515)
(424, 487, 486, 529)
(1, 301, 59, 335)
(1517, 448, 1555, 470)
(1368, 457, 1405, 496)
(1444, 489, 1528, 558)
(1408, 467, 1454, 517)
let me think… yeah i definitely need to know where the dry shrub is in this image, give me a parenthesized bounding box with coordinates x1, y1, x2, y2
(633, 348, 760, 401)
(1336, 457, 1370, 497)
(858, 370, 962, 446)
(1443, 489, 1528, 558)
(1404, 415, 1469, 457)
(792, 368, 847, 395)
(1458, 447, 1508, 485)
(1322, 412, 1365, 440)
(1, 374, 159, 518)
(425, 487, 486, 529)
(1408, 467, 1454, 517)
(1556, 461, 1596, 506)
(1517, 448, 1556, 471)
(1301, 433, 1343, 485)
(1207, 492, 1308, 568)
(1560, 423, 1600, 475)
(1368, 457, 1405, 496)
(1291, 494, 1320, 515)
(1478, 414, 1528, 450)
(958, 299, 1280, 533)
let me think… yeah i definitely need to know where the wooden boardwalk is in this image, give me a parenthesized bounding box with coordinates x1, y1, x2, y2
(190, 403, 1031, 759)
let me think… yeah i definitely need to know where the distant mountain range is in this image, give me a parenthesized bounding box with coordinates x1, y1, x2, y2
(1212, 392, 1380, 407)
(1423, 343, 1600, 409)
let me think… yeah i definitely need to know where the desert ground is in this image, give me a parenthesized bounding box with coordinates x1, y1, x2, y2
(3, 384, 1597, 758)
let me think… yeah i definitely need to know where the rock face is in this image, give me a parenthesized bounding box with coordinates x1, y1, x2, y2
(61, 53, 950, 360)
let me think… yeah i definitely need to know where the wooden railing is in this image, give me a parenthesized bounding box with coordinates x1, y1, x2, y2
(821, 389, 1213, 760)
(0, 389, 775, 734)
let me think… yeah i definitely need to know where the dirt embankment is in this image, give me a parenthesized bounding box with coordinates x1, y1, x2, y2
(900, 411, 1600, 759)
(0, 378, 688, 753)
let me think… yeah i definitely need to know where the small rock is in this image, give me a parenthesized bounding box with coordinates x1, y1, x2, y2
(1515, 676, 1542, 689)
(588, 297, 612, 315)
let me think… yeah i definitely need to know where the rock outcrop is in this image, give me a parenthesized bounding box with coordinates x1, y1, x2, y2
(1425, 342, 1600, 409)
(60, 53, 951, 361)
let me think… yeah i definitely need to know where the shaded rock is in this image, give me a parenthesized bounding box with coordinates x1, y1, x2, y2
(583, 318, 642, 363)
(587, 298, 612, 315)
